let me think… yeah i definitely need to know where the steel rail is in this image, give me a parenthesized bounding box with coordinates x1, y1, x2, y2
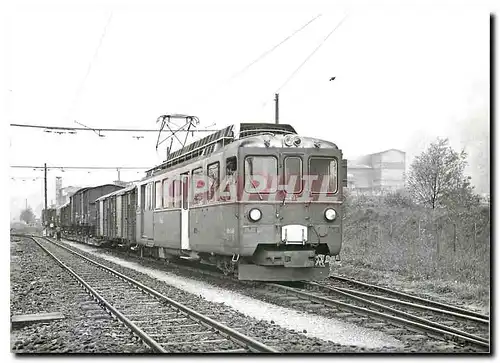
(306, 281, 489, 344)
(40, 236, 278, 353)
(30, 236, 167, 353)
(328, 286, 489, 324)
(26, 233, 488, 351)
(268, 283, 489, 350)
(330, 275, 489, 320)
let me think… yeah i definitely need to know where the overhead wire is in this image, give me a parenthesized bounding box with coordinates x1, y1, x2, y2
(12, 14, 339, 178)
(227, 13, 323, 82)
(9, 123, 218, 133)
(10, 165, 149, 170)
(10, 177, 44, 181)
(66, 12, 114, 122)
(275, 14, 348, 94)
(179, 13, 323, 112)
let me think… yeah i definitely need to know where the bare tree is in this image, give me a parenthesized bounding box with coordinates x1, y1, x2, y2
(407, 138, 478, 209)
(20, 207, 35, 225)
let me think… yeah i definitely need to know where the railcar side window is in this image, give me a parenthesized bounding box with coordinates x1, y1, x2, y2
(191, 167, 204, 205)
(207, 162, 220, 202)
(284, 156, 303, 193)
(140, 185, 146, 210)
(149, 183, 154, 210)
(309, 157, 338, 193)
(155, 181, 162, 209)
(181, 174, 189, 210)
(145, 184, 150, 210)
(173, 178, 181, 208)
(226, 156, 237, 175)
(244, 156, 278, 193)
(162, 179, 170, 208)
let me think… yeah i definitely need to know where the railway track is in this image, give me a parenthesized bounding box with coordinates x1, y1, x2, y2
(328, 275, 489, 320)
(263, 281, 489, 352)
(30, 236, 277, 354)
(37, 235, 490, 353)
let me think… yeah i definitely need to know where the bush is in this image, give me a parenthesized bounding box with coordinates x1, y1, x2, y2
(341, 195, 490, 287)
(384, 190, 413, 208)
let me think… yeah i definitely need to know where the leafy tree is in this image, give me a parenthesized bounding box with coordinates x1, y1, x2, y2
(20, 207, 35, 225)
(407, 138, 478, 209)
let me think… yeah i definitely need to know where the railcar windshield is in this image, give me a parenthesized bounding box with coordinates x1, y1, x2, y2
(283, 156, 303, 193)
(309, 157, 338, 193)
(244, 156, 278, 193)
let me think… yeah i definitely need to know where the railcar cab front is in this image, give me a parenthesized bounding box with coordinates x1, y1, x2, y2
(234, 128, 347, 281)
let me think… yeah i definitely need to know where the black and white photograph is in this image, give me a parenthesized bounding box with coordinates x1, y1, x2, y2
(7, 0, 492, 355)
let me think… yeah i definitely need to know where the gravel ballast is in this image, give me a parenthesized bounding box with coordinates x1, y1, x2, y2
(58, 238, 488, 353)
(10, 236, 149, 353)
(59, 239, 406, 352)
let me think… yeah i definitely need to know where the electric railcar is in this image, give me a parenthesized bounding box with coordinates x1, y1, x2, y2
(109, 123, 346, 281)
(58, 123, 346, 281)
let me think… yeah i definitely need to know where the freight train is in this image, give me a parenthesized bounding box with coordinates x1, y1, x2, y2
(52, 123, 347, 281)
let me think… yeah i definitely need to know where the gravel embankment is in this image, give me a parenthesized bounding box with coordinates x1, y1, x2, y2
(10, 236, 150, 353)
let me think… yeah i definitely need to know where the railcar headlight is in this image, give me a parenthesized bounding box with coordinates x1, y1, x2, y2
(284, 135, 294, 147)
(324, 208, 336, 221)
(248, 208, 262, 222)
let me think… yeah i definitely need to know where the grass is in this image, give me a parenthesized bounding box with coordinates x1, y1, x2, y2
(338, 199, 490, 309)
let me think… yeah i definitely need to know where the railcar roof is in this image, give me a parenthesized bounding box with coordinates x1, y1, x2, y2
(147, 122, 297, 176)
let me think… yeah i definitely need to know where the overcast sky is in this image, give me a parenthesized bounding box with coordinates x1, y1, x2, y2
(5, 0, 492, 218)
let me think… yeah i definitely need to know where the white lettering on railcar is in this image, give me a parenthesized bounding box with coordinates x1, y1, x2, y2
(315, 254, 335, 267)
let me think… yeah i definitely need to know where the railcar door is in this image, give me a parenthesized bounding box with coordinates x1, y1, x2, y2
(141, 183, 154, 240)
(181, 173, 190, 250)
(140, 184, 146, 238)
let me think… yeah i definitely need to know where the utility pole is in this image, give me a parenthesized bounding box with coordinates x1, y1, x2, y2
(44, 163, 48, 226)
(274, 93, 279, 124)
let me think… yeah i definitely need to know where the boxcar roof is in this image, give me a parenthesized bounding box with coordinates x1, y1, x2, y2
(72, 187, 91, 195)
(115, 184, 136, 196)
(87, 183, 123, 192)
(56, 201, 70, 210)
(94, 184, 135, 202)
(73, 183, 123, 197)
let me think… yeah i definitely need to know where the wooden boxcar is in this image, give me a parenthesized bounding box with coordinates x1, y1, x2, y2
(58, 201, 71, 230)
(69, 184, 124, 238)
(96, 185, 136, 245)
